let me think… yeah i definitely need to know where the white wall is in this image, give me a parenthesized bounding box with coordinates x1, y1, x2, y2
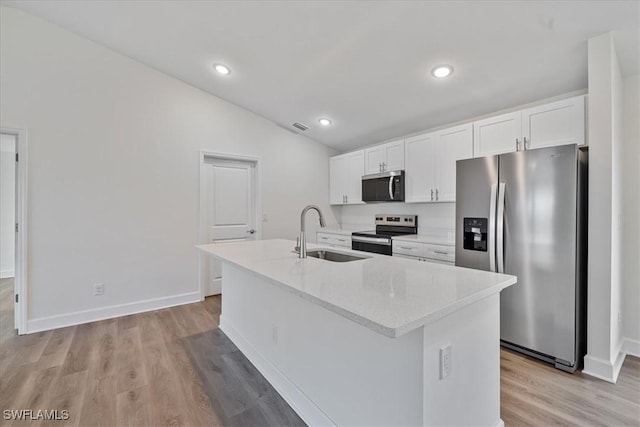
(0, 7, 337, 330)
(622, 74, 640, 354)
(584, 32, 626, 383)
(0, 133, 16, 278)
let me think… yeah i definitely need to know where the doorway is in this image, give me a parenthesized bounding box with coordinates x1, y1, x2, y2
(199, 152, 261, 299)
(0, 127, 27, 335)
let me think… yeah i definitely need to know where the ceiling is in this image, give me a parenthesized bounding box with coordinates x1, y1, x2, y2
(3, 1, 639, 151)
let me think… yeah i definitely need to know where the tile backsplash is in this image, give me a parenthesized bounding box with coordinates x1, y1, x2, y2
(332, 202, 456, 236)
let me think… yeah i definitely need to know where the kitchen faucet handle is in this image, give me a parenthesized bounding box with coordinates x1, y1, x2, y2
(295, 237, 301, 253)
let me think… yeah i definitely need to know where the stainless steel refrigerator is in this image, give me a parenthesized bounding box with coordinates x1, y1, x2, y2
(455, 144, 588, 372)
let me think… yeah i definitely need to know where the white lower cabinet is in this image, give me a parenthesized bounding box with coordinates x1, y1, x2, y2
(317, 232, 351, 248)
(393, 240, 455, 265)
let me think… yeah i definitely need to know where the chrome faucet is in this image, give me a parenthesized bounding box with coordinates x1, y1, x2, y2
(297, 205, 326, 258)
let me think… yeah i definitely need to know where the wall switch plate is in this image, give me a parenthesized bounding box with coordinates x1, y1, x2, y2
(440, 345, 452, 379)
(93, 283, 104, 296)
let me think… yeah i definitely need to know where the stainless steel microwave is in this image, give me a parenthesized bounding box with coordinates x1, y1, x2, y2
(361, 170, 405, 202)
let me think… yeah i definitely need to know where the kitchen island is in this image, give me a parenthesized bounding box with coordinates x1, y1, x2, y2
(197, 239, 516, 426)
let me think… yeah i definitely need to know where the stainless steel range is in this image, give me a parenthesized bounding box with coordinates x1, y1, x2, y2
(352, 215, 418, 256)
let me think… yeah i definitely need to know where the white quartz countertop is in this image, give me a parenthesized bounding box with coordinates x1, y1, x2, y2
(197, 239, 516, 338)
(392, 234, 456, 246)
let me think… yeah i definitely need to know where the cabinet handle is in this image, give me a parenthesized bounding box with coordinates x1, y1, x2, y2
(523, 136, 529, 150)
(430, 189, 434, 201)
(399, 246, 415, 250)
(345, 195, 348, 203)
(435, 189, 439, 201)
(382, 162, 386, 171)
(433, 250, 450, 255)
(379, 162, 382, 172)
(515, 138, 520, 151)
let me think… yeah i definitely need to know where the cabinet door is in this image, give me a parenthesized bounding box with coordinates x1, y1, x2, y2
(364, 146, 385, 175)
(346, 150, 364, 204)
(404, 133, 436, 203)
(473, 111, 522, 157)
(522, 95, 585, 150)
(384, 140, 405, 171)
(435, 123, 473, 202)
(329, 155, 347, 205)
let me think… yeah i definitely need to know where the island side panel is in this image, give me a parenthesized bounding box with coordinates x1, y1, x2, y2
(421, 293, 502, 427)
(219, 262, 425, 426)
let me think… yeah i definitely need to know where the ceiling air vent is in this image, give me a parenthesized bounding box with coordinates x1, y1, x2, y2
(292, 122, 309, 132)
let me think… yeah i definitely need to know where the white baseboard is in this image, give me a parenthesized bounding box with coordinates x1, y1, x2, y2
(220, 316, 336, 427)
(495, 420, 505, 427)
(27, 291, 200, 333)
(583, 350, 626, 383)
(0, 269, 15, 279)
(205, 278, 222, 296)
(622, 338, 640, 357)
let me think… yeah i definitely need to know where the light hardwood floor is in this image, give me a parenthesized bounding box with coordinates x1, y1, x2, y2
(0, 278, 638, 426)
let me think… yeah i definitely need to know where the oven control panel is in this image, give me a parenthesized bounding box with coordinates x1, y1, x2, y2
(375, 214, 417, 227)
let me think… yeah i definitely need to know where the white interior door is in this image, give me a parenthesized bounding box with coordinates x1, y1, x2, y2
(202, 157, 257, 296)
(0, 133, 17, 328)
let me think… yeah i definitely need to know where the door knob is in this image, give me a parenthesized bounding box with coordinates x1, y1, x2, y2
(247, 229, 256, 234)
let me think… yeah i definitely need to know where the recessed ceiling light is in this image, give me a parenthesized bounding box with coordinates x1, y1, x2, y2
(213, 63, 231, 75)
(319, 118, 332, 126)
(431, 65, 453, 78)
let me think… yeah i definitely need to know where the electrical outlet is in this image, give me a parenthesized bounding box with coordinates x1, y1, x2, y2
(93, 283, 104, 296)
(440, 345, 452, 380)
(263, 212, 269, 222)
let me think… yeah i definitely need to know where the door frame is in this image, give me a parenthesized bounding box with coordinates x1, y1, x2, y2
(198, 151, 262, 300)
(1, 126, 28, 335)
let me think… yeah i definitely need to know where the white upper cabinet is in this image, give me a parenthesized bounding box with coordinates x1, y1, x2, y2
(329, 154, 348, 205)
(329, 150, 365, 205)
(364, 139, 405, 174)
(405, 123, 473, 203)
(346, 150, 364, 204)
(364, 145, 385, 175)
(384, 140, 405, 171)
(522, 95, 585, 150)
(405, 132, 437, 203)
(473, 111, 522, 157)
(435, 124, 473, 202)
(473, 95, 586, 157)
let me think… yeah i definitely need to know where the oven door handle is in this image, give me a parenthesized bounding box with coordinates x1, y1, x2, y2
(351, 236, 392, 246)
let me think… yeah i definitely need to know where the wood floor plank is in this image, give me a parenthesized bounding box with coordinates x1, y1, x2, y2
(93, 319, 117, 380)
(61, 322, 98, 376)
(1, 290, 638, 427)
(115, 386, 151, 427)
(44, 370, 89, 427)
(140, 338, 189, 426)
(115, 326, 147, 394)
(37, 325, 76, 369)
(77, 372, 117, 427)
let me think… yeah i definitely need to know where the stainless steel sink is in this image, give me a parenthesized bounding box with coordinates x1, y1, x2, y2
(306, 249, 370, 262)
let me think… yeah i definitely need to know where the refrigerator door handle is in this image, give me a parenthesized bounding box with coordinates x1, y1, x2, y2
(497, 182, 506, 273)
(489, 183, 497, 272)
